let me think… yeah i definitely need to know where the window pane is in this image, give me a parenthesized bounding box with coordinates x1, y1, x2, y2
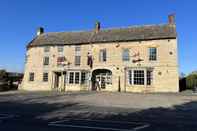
(43, 73, 48, 82)
(81, 72, 87, 84)
(75, 46, 81, 52)
(69, 72, 74, 84)
(133, 70, 144, 85)
(147, 70, 153, 85)
(106, 74, 112, 85)
(43, 57, 49, 65)
(75, 72, 80, 84)
(29, 72, 34, 81)
(99, 49, 107, 62)
(149, 48, 157, 61)
(128, 70, 132, 85)
(122, 49, 130, 61)
(103, 49, 106, 61)
(75, 56, 81, 66)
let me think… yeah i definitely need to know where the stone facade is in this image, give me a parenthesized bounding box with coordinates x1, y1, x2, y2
(22, 38, 179, 92)
(21, 17, 179, 92)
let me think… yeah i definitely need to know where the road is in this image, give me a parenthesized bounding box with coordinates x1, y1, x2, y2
(0, 91, 197, 131)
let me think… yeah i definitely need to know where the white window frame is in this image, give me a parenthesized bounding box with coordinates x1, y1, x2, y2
(29, 72, 34, 82)
(43, 72, 48, 82)
(68, 72, 74, 84)
(99, 49, 107, 62)
(81, 72, 88, 85)
(68, 71, 81, 84)
(122, 49, 130, 61)
(128, 68, 153, 86)
(75, 56, 81, 66)
(43, 56, 49, 66)
(149, 47, 157, 61)
(75, 46, 81, 66)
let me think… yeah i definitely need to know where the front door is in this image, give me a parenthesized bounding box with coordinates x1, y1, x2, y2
(92, 69, 112, 91)
(95, 73, 111, 90)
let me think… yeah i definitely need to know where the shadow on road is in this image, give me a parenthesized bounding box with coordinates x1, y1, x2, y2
(0, 93, 197, 130)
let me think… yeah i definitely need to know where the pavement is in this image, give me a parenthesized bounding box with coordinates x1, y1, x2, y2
(0, 90, 197, 131)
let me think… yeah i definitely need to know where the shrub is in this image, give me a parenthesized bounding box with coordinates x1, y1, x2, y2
(186, 73, 197, 89)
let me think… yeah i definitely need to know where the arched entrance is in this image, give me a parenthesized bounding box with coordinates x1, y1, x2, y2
(91, 69, 112, 91)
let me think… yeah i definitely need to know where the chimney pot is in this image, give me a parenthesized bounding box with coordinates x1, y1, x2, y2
(168, 14, 175, 24)
(37, 27, 44, 36)
(95, 21, 100, 33)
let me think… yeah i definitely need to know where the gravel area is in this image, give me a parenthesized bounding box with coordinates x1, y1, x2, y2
(1, 90, 197, 110)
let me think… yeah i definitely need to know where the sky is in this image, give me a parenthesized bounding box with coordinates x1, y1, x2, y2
(0, 0, 196, 74)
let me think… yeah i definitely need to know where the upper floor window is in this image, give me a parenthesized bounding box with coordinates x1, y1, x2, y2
(29, 72, 34, 81)
(43, 72, 48, 82)
(43, 56, 49, 66)
(99, 49, 107, 62)
(58, 46, 64, 52)
(149, 47, 157, 61)
(75, 46, 81, 66)
(75, 56, 81, 66)
(122, 49, 130, 61)
(44, 46, 50, 53)
(75, 45, 81, 52)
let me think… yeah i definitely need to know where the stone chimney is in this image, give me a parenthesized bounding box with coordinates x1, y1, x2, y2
(95, 21, 100, 33)
(37, 27, 44, 36)
(168, 14, 175, 24)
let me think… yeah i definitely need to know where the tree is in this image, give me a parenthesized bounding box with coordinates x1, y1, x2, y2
(186, 73, 197, 89)
(0, 70, 8, 82)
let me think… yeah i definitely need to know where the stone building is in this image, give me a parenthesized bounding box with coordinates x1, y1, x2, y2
(21, 15, 179, 92)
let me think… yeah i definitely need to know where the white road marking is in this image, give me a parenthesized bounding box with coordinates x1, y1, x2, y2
(49, 123, 133, 131)
(49, 118, 150, 131)
(50, 118, 148, 125)
(133, 124, 150, 131)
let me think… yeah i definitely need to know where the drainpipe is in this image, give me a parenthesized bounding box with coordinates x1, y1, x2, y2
(118, 76, 121, 92)
(124, 67, 126, 92)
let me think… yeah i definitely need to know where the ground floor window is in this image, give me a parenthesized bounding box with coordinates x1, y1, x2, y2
(81, 72, 88, 84)
(128, 68, 153, 86)
(147, 70, 153, 85)
(75, 72, 80, 84)
(69, 72, 74, 84)
(133, 70, 144, 85)
(43, 72, 48, 82)
(29, 72, 34, 81)
(128, 70, 132, 85)
(68, 71, 88, 85)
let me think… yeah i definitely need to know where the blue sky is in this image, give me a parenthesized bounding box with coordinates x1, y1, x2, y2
(0, 0, 196, 74)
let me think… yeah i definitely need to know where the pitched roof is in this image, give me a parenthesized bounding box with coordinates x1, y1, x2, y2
(27, 24, 177, 48)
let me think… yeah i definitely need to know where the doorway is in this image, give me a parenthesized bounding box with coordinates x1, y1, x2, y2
(91, 69, 112, 91)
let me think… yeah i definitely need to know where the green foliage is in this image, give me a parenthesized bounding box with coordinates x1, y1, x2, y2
(186, 73, 197, 89)
(0, 70, 8, 82)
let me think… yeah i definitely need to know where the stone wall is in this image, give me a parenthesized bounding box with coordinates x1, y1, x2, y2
(21, 38, 179, 92)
